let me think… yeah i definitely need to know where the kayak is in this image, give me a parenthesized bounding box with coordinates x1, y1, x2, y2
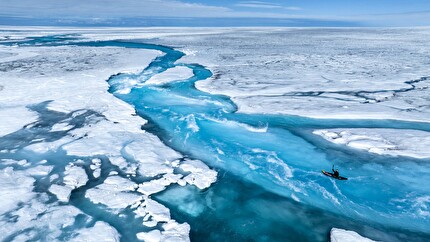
(322, 170, 348, 180)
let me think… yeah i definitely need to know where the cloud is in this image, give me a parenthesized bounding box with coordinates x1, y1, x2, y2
(235, 1, 301, 11)
(343, 9, 430, 26)
(0, 0, 234, 18)
(0, 0, 308, 20)
(236, 1, 283, 9)
(284, 7, 302, 11)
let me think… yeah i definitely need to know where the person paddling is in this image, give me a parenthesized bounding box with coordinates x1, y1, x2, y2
(322, 165, 347, 180)
(332, 165, 339, 178)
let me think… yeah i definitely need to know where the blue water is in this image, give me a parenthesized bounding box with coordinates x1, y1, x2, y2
(1, 35, 430, 241)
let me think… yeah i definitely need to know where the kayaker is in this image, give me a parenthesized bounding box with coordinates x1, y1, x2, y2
(332, 165, 339, 178)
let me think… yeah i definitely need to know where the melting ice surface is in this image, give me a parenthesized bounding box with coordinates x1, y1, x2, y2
(2, 35, 430, 241)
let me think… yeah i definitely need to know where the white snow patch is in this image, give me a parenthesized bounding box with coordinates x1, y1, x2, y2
(91, 158, 102, 178)
(71, 221, 120, 242)
(49, 184, 72, 202)
(25, 165, 53, 176)
(85, 176, 141, 210)
(0, 106, 38, 137)
(161, 220, 191, 242)
(0, 167, 36, 215)
(136, 230, 161, 242)
(137, 173, 183, 196)
(179, 159, 217, 189)
(314, 129, 430, 159)
(145, 66, 193, 85)
(63, 164, 88, 189)
(50, 122, 74, 132)
(0, 195, 83, 241)
(330, 228, 376, 242)
(145, 199, 171, 222)
(124, 139, 181, 177)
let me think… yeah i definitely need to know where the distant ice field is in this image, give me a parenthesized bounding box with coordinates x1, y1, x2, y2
(0, 27, 430, 242)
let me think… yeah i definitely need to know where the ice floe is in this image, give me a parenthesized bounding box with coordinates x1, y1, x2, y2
(71, 221, 120, 242)
(123, 139, 181, 177)
(0, 187, 84, 240)
(179, 159, 217, 190)
(136, 230, 161, 242)
(314, 129, 430, 159)
(0, 106, 38, 136)
(137, 173, 183, 196)
(0, 166, 36, 215)
(85, 175, 141, 209)
(91, 158, 102, 178)
(49, 184, 73, 202)
(25, 165, 53, 176)
(330, 228, 376, 242)
(64, 163, 88, 189)
(145, 66, 194, 85)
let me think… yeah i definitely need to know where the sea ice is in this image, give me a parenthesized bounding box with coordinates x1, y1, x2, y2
(136, 230, 161, 242)
(145, 66, 194, 85)
(0, 198, 83, 241)
(330, 228, 376, 242)
(0, 106, 38, 137)
(137, 173, 183, 195)
(152, 28, 430, 123)
(0, 32, 205, 241)
(85, 175, 141, 210)
(145, 199, 171, 222)
(71, 221, 120, 242)
(0, 166, 36, 215)
(63, 164, 88, 189)
(314, 129, 430, 158)
(123, 139, 181, 177)
(3, 27, 427, 241)
(25, 165, 53, 176)
(91, 158, 102, 178)
(179, 159, 217, 189)
(160, 220, 191, 242)
(49, 184, 73, 202)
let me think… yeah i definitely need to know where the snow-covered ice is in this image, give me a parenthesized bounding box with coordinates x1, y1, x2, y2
(0, 106, 38, 136)
(330, 228, 376, 242)
(71, 221, 120, 242)
(0, 166, 36, 215)
(136, 230, 161, 242)
(0, 29, 219, 241)
(85, 175, 141, 209)
(123, 139, 181, 177)
(49, 184, 73, 202)
(1, 27, 429, 241)
(91, 158, 102, 178)
(64, 164, 88, 189)
(314, 129, 430, 158)
(145, 66, 194, 85)
(137, 173, 183, 195)
(179, 159, 218, 189)
(150, 28, 430, 123)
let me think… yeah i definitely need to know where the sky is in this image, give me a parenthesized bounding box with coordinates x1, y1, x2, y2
(0, 0, 430, 27)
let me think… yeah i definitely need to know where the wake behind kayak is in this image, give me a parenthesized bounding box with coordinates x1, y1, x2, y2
(322, 170, 348, 180)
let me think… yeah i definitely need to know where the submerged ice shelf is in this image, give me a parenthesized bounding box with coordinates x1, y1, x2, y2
(0, 28, 430, 242)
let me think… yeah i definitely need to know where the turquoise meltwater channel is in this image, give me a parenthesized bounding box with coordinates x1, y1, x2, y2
(3, 35, 430, 242)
